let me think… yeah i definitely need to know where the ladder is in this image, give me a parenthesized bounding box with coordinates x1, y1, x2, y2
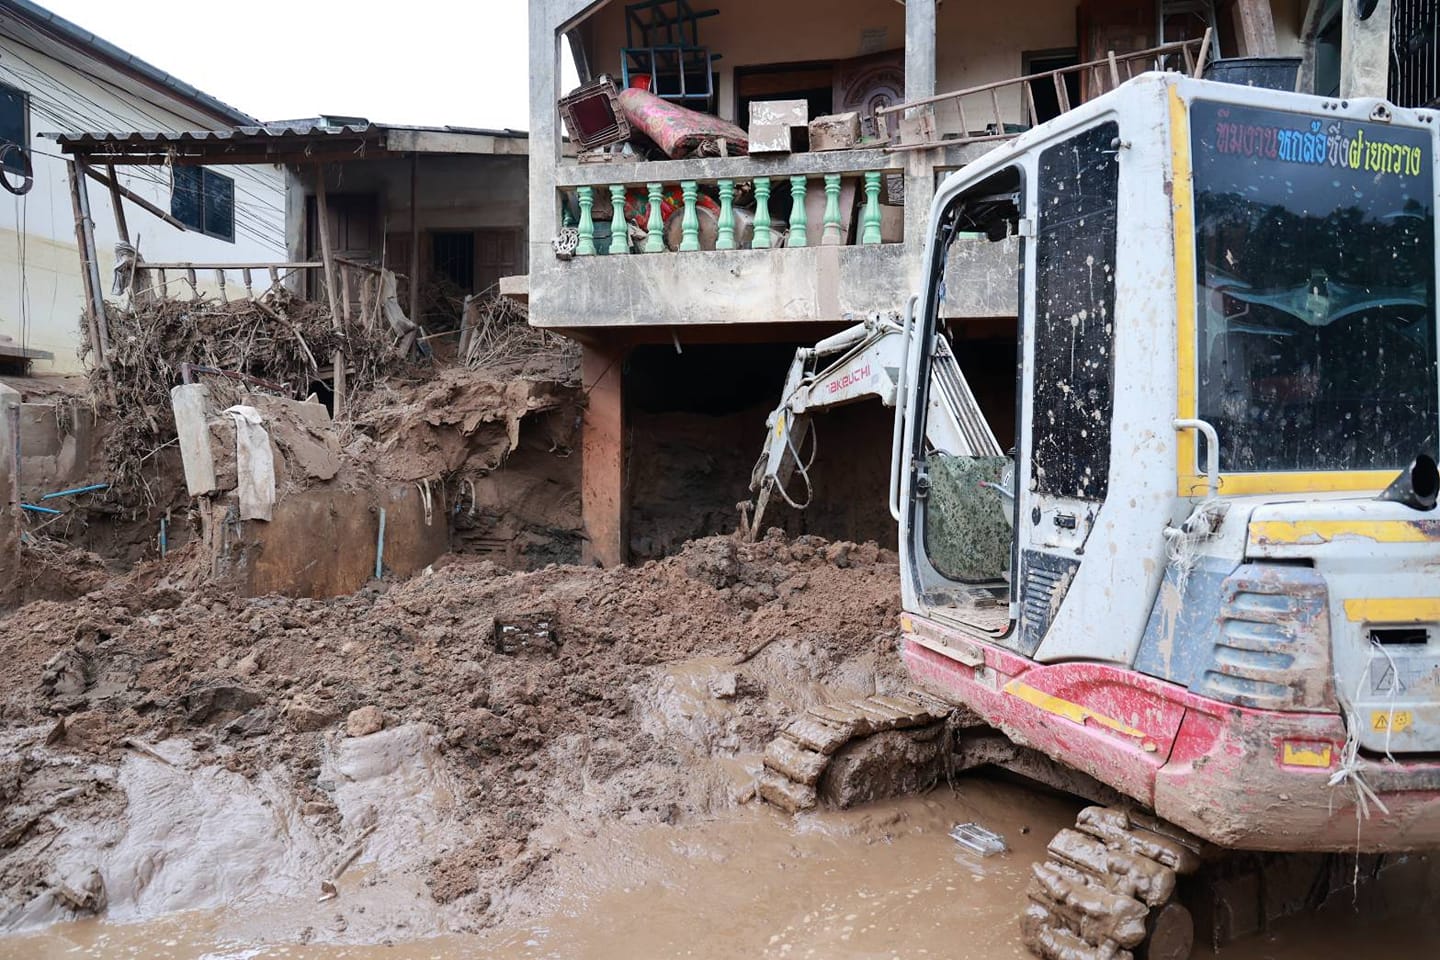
(1157, 0, 1221, 61)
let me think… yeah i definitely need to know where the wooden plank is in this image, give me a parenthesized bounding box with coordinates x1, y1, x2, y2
(1234, 0, 1277, 57)
(66, 160, 104, 366)
(314, 165, 347, 417)
(82, 165, 188, 232)
(72, 160, 111, 365)
(104, 164, 128, 244)
(141, 261, 323, 270)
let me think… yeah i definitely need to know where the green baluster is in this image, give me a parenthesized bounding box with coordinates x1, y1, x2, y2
(752, 177, 772, 249)
(679, 180, 700, 251)
(862, 172, 883, 245)
(788, 175, 808, 247)
(716, 179, 736, 250)
(822, 174, 842, 246)
(609, 184, 629, 255)
(644, 182, 664, 253)
(576, 186, 596, 255)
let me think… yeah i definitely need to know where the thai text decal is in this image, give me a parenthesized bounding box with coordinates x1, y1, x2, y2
(1210, 109, 1425, 179)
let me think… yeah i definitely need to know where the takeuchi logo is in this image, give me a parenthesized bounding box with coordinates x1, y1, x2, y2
(1211, 109, 1424, 178)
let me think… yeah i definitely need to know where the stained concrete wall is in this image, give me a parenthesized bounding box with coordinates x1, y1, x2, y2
(0, 385, 19, 607)
(204, 485, 449, 599)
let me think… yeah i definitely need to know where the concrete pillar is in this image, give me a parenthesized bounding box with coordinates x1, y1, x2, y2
(1340, 0, 1392, 99)
(903, 0, 939, 292)
(0, 385, 20, 608)
(904, 0, 937, 103)
(581, 341, 627, 567)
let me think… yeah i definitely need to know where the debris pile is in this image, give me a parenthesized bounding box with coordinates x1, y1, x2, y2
(89, 291, 409, 500)
(0, 534, 903, 937)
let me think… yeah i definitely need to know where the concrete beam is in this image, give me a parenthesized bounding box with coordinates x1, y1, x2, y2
(384, 129, 529, 156)
(1339, 0, 1392, 99)
(581, 342, 627, 567)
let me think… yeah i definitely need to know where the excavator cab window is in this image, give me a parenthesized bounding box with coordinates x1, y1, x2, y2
(916, 167, 1023, 601)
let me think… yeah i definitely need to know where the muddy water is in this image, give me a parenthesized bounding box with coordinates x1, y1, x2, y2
(4, 777, 1436, 960)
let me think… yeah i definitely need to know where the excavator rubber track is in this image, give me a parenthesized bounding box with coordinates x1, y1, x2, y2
(1022, 806, 1202, 960)
(756, 692, 953, 812)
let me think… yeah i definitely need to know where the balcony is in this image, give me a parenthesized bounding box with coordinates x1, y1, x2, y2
(533, 140, 1019, 329)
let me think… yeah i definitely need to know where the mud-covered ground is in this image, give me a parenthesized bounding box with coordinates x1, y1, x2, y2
(0, 534, 907, 940)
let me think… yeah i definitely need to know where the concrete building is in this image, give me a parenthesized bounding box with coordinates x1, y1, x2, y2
(0, 0, 286, 374)
(525, 0, 1389, 566)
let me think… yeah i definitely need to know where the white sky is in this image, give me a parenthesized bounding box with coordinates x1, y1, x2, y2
(41, 0, 577, 130)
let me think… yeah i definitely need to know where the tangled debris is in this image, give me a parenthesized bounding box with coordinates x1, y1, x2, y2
(88, 291, 410, 500)
(460, 290, 579, 384)
(0, 534, 903, 936)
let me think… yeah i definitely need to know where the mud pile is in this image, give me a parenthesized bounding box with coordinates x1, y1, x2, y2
(0, 534, 903, 939)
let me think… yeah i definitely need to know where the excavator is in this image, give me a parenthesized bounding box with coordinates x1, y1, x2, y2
(745, 70, 1440, 960)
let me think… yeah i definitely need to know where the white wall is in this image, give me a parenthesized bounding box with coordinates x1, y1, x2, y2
(0, 34, 285, 373)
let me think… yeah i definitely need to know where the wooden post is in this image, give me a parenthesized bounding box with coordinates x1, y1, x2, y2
(408, 153, 420, 323)
(71, 159, 111, 365)
(314, 165, 347, 417)
(66, 160, 104, 367)
(1234, 0, 1277, 57)
(105, 165, 129, 245)
(340, 263, 353, 324)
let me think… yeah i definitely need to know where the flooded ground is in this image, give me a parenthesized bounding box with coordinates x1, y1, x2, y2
(5, 776, 1436, 960)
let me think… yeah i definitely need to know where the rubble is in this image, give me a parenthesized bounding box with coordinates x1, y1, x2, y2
(0, 533, 904, 937)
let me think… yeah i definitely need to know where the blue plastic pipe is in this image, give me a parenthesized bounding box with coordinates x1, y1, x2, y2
(20, 503, 61, 515)
(40, 482, 110, 500)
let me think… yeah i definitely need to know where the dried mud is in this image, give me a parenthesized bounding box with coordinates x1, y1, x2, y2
(0, 533, 904, 939)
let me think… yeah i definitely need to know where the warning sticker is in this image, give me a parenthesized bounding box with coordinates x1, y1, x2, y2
(1371, 710, 1414, 734)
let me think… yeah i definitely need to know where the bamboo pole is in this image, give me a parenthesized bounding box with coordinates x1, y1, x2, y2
(314, 165, 346, 417)
(66, 160, 104, 367)
(72, 159, 112, 365)
(105, 165, 129, 244)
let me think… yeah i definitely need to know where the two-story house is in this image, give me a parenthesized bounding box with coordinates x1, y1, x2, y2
(526, 0, 1426, 566)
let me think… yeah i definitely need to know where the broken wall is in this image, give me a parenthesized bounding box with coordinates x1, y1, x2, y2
(174, 384, 449, 598)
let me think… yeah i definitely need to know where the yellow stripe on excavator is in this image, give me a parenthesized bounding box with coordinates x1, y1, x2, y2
(1002, 680, 1145, 739)
(1249, 520, 1440, 547)
(1343, 598, 1440, 623)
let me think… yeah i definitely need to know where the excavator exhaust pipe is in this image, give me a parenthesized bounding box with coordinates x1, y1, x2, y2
(1377, 453, 1439, 512)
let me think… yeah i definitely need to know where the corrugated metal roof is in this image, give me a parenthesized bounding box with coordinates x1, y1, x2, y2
(52, 122, 529, 150)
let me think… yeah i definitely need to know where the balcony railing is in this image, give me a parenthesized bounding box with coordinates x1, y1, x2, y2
(553, 149, 905, 256)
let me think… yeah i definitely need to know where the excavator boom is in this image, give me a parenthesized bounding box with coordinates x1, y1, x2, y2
(742, 311, 1001, 539)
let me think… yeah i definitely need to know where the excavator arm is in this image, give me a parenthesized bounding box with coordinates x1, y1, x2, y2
(741, 310, 1003, 539)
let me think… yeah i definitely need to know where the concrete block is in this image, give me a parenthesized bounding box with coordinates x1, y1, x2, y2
(171, 383, 218, 497)
(808, 112, 860, 151)
(747, 124, 795, 155)
(749, 99, 808, 127)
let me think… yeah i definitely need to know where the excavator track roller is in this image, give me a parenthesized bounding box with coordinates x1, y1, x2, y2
(1022, 806, 1201, 960)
